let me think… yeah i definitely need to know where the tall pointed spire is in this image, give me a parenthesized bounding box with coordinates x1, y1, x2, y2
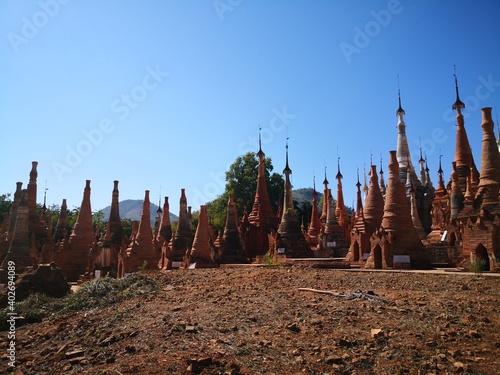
(396, 75, 405, 116)
(452, 65, 465, 114)
(277, 139, 313, 257)
(424, 156, 433, 188)
(220, 194, 247, 263)
(108, 180, 123, 245)
(307, 176, 321, 246)
(282, 137, 293, 213)
(248, 128, 275, 226)
(395, 80, 416, 186)
(355, 168, 363, 217)
(320, 166, 329, 224)
(189, 205, 216, 266)
(53, 199, 68, 243)
(122, 190, 158, 274)
(169, 189, 194, 263)
(362, 164, 369, 200)
(158, 197, 172, 244)
(436, 154, 445, 192)
(335, 158, 350, 241)
(27, 161, 45, 246)
(452, 66, 473, 193)
(379, 158, 386, 197)
(363, 165, 384, 233)
(418, 146, 427, 186)
(65, 180, 95, 281)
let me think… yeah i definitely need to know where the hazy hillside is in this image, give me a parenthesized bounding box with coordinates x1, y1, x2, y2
(100, 199, 179, 224)
(292, 187, 323, 206)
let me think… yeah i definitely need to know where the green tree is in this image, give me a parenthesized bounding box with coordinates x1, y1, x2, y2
(206, 152, 284, 231)
(0, 194, 12, 226)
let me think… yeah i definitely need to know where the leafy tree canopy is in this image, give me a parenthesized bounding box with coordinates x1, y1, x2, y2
(206, 152, 284, 231)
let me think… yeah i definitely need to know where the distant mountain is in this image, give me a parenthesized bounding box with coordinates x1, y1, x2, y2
(100, 199, 179, 224)
(292, 188, 324, 207)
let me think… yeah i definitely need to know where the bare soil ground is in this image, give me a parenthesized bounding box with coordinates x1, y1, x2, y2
(1, 267, 499, 375)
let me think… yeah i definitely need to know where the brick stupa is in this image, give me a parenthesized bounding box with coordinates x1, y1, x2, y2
(158, 196, 173, 270)
(0, 189, 32, 279)
(219, 194, 247, 264)
(63, 180, 95, 281)
(305, 178, 321, 247)
(452, 71, 474, 193)
(241, 136, 277, 259)
(456, 108, 500, 271)
(424, 157, 450, 245)
(169, 189, 193, 264)
(347, 165, 384, 264)
(276, 140, 313, 258)
(119, 190, 158, 276)
(187, 205, 217, 267)
(335, 160, 351, 242)
(317, 189, 350, 257)
(366, 151, 430, 269)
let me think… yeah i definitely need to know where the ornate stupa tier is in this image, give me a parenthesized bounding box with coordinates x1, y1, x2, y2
(477, 107, 500, 206)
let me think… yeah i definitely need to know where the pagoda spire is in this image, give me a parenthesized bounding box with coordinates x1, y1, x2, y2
(122, 190, 158, 273)
(307, 175, 321, 246)
(379, 157, 386, 197)
(282, 137, 293, 213)
(452, 66, 473, 193)
(65, 180, 95, 281)
(277, 138, 313, 257)
(395, 80, 416, 186)
(424, 156, 433, 188)
(362, 164, 369, 200)
(355, 168, 363, 217)
(108, 180, 123, 245)
(335, 158, 345, 218)
(418, 146, 427, 186)
(320, 166, 329, 224)
(452, 65, 465, 114)
(248, 128, 275, 225)
(364, 164, 384, 232)
(436, 154, 445, 192)
(189, 205, 216, 266)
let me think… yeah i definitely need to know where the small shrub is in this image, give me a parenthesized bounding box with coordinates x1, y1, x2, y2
(470, 258, 487, 276)
(262, 254, 283, 268)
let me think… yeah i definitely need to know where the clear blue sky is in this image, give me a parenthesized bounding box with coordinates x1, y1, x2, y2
(1, 0, 500, 216)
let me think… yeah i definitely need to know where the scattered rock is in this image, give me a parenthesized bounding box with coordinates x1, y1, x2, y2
(370, 328, 384, 339)
(65, 349, 85, 359)
(286, 323, 301, 333)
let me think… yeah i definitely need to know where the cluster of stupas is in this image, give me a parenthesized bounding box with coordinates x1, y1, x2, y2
(1, 72, 500, 284)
